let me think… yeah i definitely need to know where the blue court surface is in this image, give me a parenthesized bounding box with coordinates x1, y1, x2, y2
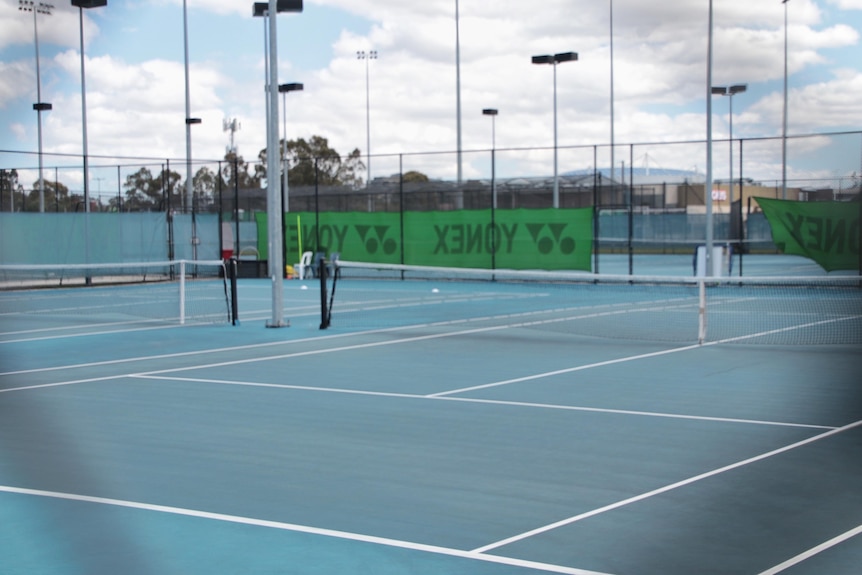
(1, 258, 860, 575)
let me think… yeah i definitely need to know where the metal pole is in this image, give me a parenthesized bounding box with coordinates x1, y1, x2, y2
(282, 90, 288, 213)
(24, 2, 52, 212)
(593, 144, 599, 274)
(78, 6, 90, 214)
(782, 0, 789, 200)
(365, 53, 371, 185)
(705, 0, 715, 276)
(265, 0, 286, 327)
(729, 94, 734, 205)
(553, 61, 559, 208)
(609, 0, 615, 187)
(455, 0, 462, 189)
(491, 113, 496, 209)
(183, 0, 193, 214)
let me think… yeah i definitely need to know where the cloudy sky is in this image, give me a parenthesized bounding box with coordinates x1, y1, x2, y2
(1, 0, 861, 197)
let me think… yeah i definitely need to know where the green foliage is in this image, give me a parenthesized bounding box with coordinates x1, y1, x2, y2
(257, 135, 366, 188)
(403, 170, 430, 183)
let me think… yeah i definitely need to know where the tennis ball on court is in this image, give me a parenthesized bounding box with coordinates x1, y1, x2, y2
(432, 288, 439, 293)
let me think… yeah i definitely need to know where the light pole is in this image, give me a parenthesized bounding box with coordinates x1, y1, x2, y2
(711, 84, 747, 205)
(71, 0, 106, 214)
(705, 0, 715, 276)
(252, 0, 303, 329)
(278, 82, 303, 213)
(356, 50, 376, 186)
(182, 0, 201, 215)
(782, 0, 790, 200)
(482, 108, 498, 209)
(532, 51, 578, 208)
(455, 0, 462, 191)
(609, 0, 615, 187)
(20, 1, 53, 213)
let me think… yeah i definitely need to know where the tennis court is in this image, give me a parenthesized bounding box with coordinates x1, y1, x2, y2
(1, 257, 860, 575)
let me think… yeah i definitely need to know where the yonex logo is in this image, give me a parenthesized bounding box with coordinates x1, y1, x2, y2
(526, 223, 576, 255)
(355, 225, 398, 255)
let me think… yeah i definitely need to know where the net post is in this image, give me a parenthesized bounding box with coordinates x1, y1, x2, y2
(179, 260, 186, 325)
(319, 256, 330, 329)
(697, 278, 705, 344)
(229, 257, 239, 325)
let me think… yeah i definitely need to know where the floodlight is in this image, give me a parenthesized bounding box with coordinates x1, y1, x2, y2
(71, 0, 106, 7)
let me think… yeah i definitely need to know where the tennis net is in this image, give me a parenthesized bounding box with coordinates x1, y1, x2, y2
(0, 259, 236, 326)
(321, 260, 862, 346)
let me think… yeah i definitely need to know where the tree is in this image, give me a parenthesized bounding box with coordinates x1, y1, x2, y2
(192, 166, 218, 211)
(257, 135, 366, 188)
(123, 167, 181, 212)
(220, 151, 260, 191)
(0, 169, 24, 212)
(403, 171, 430, 183)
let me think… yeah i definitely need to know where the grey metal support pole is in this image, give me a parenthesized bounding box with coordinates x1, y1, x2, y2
(78, 6, 89, 214)
(183, 0, 193, 214)
(553, 61, 559, 208)
(782, 0, 790, 200)
(455, 0, 462, 190)
(266, 0, 286, 327)
(609, 0, 615, 188)
(705, 0, 715, 276)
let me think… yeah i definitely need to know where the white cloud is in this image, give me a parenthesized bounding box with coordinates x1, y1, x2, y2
(2, 0, 861, 188)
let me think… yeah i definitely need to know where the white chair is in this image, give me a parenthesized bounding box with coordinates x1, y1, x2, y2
(295, 251, 313, 280)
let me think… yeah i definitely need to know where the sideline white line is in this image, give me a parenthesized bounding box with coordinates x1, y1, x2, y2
(0, 375, 135, 394)
(133, 374, 836, 431)
(0, 486, 611, 575)
(0, 324, 415, 377)
(757, 524, 862, 575)
(472, 419, 862, 554)
(429, 344, 704, 397)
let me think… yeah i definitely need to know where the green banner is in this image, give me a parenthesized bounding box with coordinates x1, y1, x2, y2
(756, 197, 860, 272)
(257, 208, 594, 271)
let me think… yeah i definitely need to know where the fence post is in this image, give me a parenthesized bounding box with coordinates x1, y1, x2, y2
(399, 154, 405, 266)
(593, 145, 599, 274)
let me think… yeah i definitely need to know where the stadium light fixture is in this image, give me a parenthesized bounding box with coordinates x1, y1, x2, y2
(357, 50, 377, 187)
(20, 0, 53, 212)
(278, 82, 303, 213)
(532, 51, 578, 208)
(712, 83, 747, 205)
(71, 0, 107, 214)
(252, 0, 301, 16)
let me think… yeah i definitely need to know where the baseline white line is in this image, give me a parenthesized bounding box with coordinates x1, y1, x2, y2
(472, 419, 862, 554)
(757, 524, 862, 575)
(0, 486, 611, 575)
(133, 375, 835, 431)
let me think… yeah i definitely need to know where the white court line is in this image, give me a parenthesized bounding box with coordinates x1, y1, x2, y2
(758, 524, 862, 575)
(472, 419, 862, 554)
(133, 374, 835, 431)
(19, 306, 661, 381)
(0, 485, 611, 575)
(429, 344, 705, 397)
(0, 295, 690, 376)
(0, 374, 136, 394)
